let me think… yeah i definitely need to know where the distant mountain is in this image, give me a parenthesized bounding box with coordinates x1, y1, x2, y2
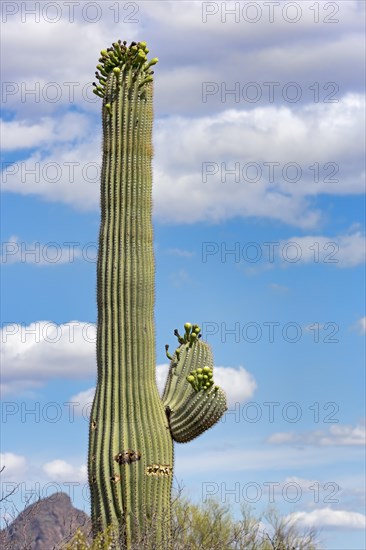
(0, 492, 91, 549)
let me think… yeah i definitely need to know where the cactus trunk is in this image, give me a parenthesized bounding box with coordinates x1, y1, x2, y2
(88, 43, 172, 548)
(88, 41, 227, 549)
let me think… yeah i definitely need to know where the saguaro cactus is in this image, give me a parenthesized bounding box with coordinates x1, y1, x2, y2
(88, 40, 227, 548)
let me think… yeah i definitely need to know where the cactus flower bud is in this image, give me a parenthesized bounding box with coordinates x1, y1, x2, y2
(138, 75, 153, 88)
(165, 344, 173, 361)
(147, 57, 159, 68)
(184, 322, 192, 331)
(101, 49, 108, 56)
(197, 368, 203, 374)
(187, 375, 195, 383)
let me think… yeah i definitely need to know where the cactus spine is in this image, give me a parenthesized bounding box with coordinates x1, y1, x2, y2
(88, 41, 227, 548)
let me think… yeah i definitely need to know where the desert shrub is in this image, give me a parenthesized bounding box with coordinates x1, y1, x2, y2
(63, 495, 320, 550)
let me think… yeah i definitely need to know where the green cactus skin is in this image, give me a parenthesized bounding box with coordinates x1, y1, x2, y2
(88, 40, 227, 548)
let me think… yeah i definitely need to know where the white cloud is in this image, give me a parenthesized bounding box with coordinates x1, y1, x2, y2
(176, 443, 361, 474)
(279, 231, 366, 268)
(0, 236, 86, 266)
(165, 248, 195, 258)
(1, 321, 96, 395)
(215, 366, 257, 405)
(286, 508, 366, 530)
(42, 460, 86, 483)
(360, 317, 366, 333)
(153, 95, 364, 226)
(2, 1, 364, 118)
(0, 453, 87, 494)
(169, 268, 192, 287)
(282, 476, 321, 492)
(140, 2, 365, 117)
(143, 1, 364, 41)
(0, 453, 28, 481)
(2, 95, 364, 226)
(1, 118, 54, 151)
(268, 432, 297, 445)
(267, 423, 366, 447)
(268, 282, 290, 293)
(353, 317, 366, 334)
(1, 17, 128, 115)
(1, 112, 90, 151)
(1, 135, 100, 211)
(156, 363, 170, 396)
(69, 387, 95, 414)
(235, 475, 356, 506)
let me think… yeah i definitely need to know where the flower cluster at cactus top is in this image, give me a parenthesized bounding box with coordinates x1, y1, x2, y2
(165, 322, 203, 361)
(187, 365, 217, 392)
(178, 322, 202, 346)
(92, 40, 158, 99)
(164, 322, 220, 393)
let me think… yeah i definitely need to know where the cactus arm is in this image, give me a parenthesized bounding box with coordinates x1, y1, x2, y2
(168, 386, 227, 443)
(162, 326, 227, 443)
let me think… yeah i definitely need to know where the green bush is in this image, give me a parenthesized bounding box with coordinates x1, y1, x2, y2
(63, 493, 320, 550)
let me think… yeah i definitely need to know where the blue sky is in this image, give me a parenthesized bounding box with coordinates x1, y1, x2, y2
(1, 1, 365, 548)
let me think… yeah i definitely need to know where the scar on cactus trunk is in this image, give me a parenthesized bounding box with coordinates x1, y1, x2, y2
(88, 40, 228, 548)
